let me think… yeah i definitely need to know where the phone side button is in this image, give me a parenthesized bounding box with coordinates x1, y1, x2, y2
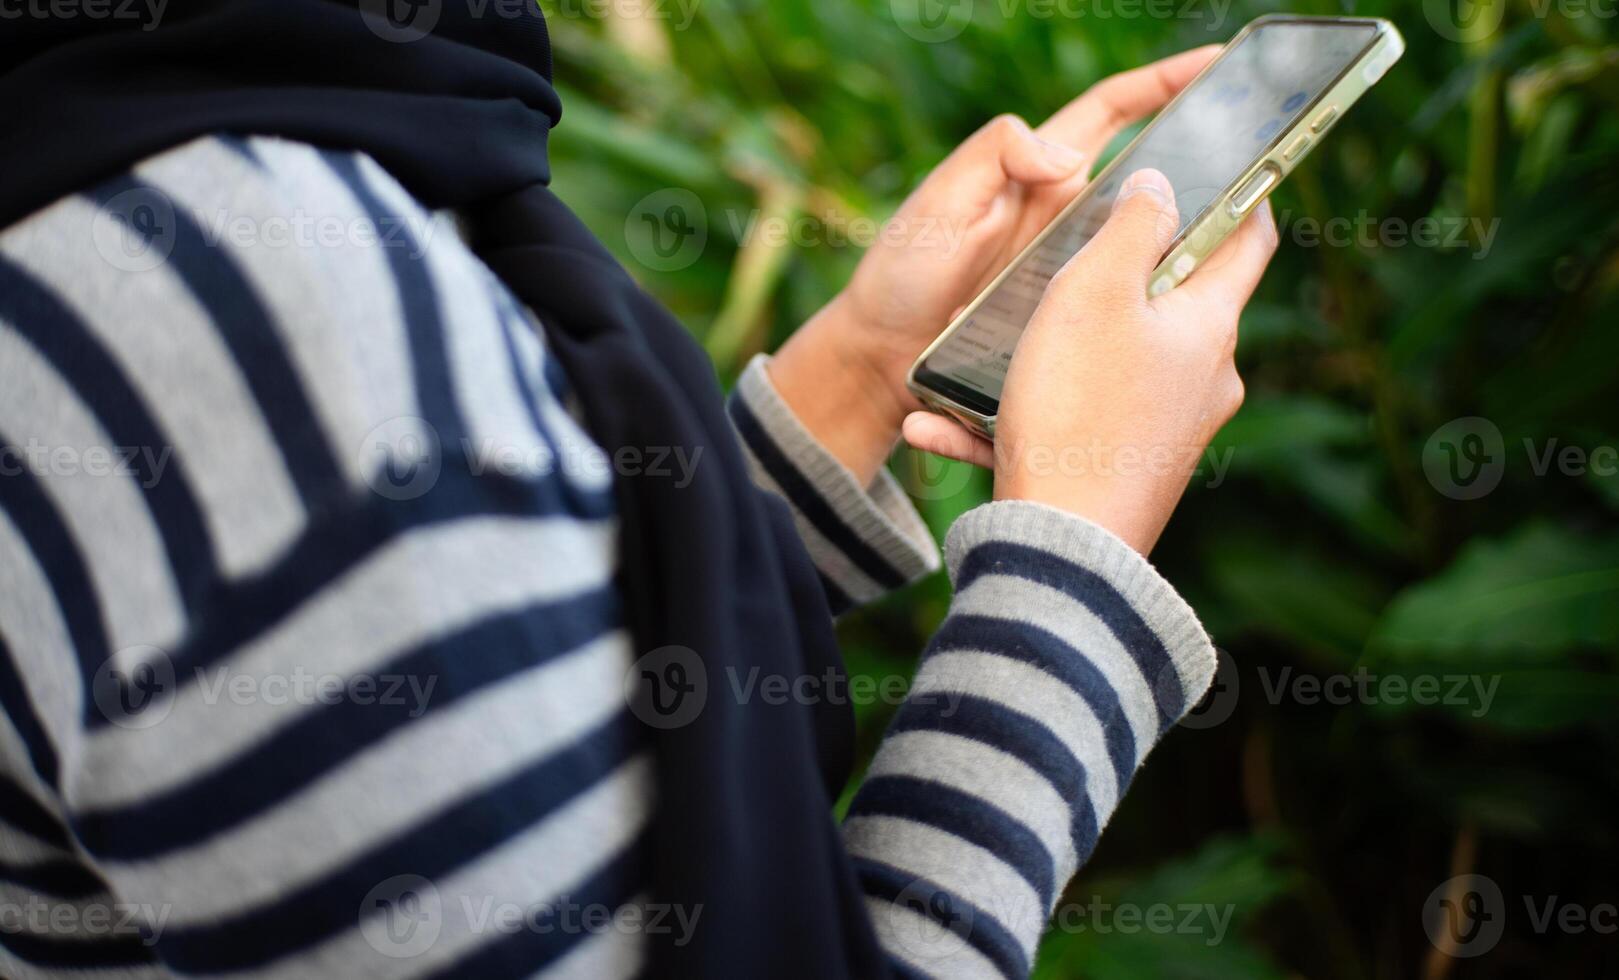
(1311, 106, 1338, 133)
(1283, 134, 1310, 161)
(1227, 163, 1280, 218)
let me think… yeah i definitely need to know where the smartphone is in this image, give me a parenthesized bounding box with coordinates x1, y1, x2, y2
(907, 15, 1404, 438)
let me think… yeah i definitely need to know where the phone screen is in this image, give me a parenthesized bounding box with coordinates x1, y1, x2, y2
(914, 20, 1380, 415)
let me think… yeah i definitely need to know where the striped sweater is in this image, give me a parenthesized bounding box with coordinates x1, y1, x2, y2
(0, 135, 1217, 979)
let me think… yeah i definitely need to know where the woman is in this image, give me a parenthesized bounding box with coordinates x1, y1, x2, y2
(0, 2, 1274, 978)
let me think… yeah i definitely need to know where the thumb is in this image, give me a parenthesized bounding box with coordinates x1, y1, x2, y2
(1079, 168, 1180, 294)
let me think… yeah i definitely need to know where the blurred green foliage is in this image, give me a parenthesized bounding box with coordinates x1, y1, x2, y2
(540, 0, 1619, 974)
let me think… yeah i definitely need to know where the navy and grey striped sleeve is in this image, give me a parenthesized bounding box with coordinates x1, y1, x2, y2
(727, 355, 941, 614)
(0, 135, 652, 980)
(721, 322, 1218, 978)
(845, 501, 1217, 978)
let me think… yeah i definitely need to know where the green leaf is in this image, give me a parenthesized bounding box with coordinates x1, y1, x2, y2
(1371, 521, 1619, 660)
(1210, 395, 1368, 457)
(1204, 534, 1391, 664)
(1202, 397, 1410, 555)
(1463, 668, 1619, 731)
(1034, 836, 1294, 980)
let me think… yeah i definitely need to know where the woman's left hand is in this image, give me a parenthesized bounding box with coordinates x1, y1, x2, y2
(768, 45, 1220, 484)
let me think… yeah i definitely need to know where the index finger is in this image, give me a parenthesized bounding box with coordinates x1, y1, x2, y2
(1035, 45, 1221, 159)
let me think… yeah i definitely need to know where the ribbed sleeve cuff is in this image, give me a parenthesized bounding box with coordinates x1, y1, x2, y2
(847, 500, 1218, 972)
(945, 499, 1217, 719)
(728, 355, 940, 611)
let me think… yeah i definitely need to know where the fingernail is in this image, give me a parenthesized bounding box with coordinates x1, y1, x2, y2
(1117, 168, 1172, 203)
(1037, 137, 1086, 172)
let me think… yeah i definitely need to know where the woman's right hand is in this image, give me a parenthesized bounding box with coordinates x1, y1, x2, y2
(902, 167, 1279, 554)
